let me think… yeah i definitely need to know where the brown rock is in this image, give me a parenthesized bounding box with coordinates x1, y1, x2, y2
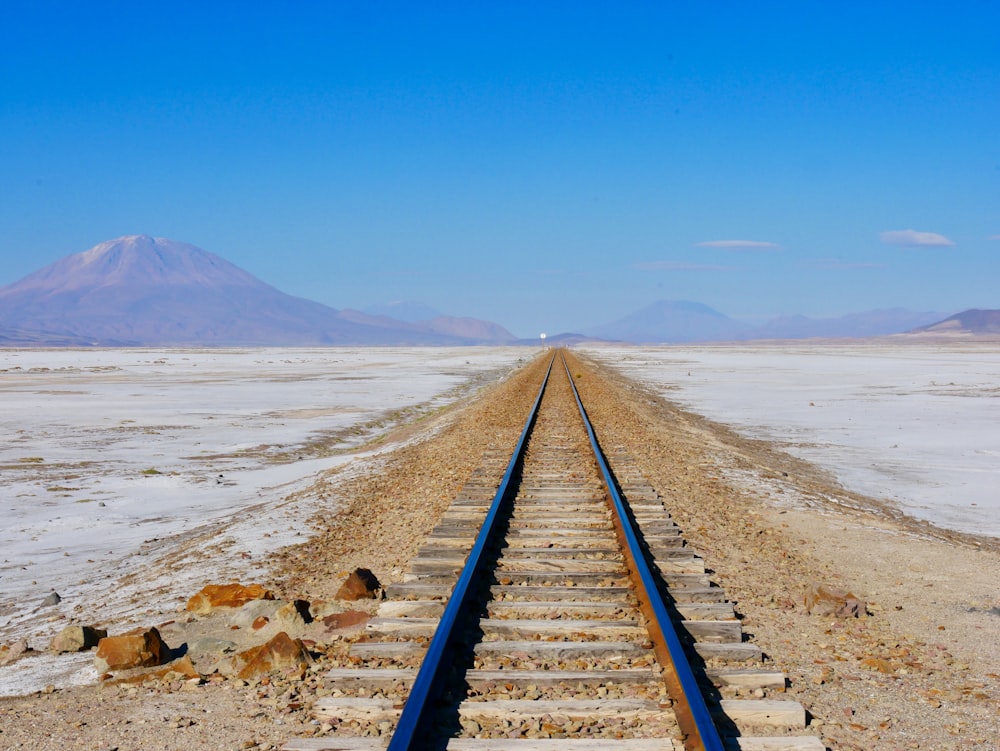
(159, 654, 201, 681)
(803, 583, 866, 618)
(861, 656, 894, 673)
(275, 599, 312, 630)
(309, 599, 339, 620)
(185, 583, 274, 614)
(334, 568, 381, 601)
(94, 627, 169, 673)
(106, 654, 201, 685)
(231, 599, 283, 629)
(251, 616, 270, 630)
(0, 639, 30, 666)
(322, 610, 370, 630)
(50, 625, 107, 654)
(234, 632, 311, 679)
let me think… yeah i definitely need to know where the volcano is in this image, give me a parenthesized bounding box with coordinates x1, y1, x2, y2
(0, 235, 510, 346)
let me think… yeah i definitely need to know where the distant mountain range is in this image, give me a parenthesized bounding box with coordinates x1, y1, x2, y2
(584, 300, 751, 343)
(580, 300, 953, 343)
(0, 235, 993, 346)
(754, 309, 950, 339)
(0, 236, 516, 346)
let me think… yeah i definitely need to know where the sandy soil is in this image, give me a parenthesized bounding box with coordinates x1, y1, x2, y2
(1, 349, 997, 751)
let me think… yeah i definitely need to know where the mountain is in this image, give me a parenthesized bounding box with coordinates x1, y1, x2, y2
(909, 309, 1000, 335)
(0, 236, 513, 346)
(755, 308, 947, 340)
(362, 300, 443, 323)
(0, 326, 120, 347)
(582, 300, 952, 344)
(337, 308, 516, 344)
(418, 316, 517, 343)
(583, 300, 750, 343)
(359, 302, 517, 343)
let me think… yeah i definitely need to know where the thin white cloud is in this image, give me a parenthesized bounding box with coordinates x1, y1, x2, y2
(989, 235, 1000, 241)
(879, 229, 955, 247)
(695, 239, 781, 251)
(805, 258, 885, 270)
(633, 261, 734, 271)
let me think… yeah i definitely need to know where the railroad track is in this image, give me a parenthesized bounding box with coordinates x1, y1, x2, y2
(284, 351, 823, 751)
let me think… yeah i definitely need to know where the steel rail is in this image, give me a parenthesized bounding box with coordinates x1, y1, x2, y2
(386, 352, 555, 751)
(562, 353, 726, 751)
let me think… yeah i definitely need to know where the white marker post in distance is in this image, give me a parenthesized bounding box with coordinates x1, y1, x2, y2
(539, 332, 547, 349)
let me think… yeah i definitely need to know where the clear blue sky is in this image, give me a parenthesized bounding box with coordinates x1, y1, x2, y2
(2, 2, 998, 336)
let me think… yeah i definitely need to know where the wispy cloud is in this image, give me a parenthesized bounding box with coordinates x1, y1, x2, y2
(805, 258, 885, 270)
(633, 261, 735, 271)
(989, 235, 1000, 241)
(879, 229, 955, 247)
(695, 239, 780, 251)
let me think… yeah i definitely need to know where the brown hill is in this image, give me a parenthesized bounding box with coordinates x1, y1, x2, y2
(911, 308, 1000, 335)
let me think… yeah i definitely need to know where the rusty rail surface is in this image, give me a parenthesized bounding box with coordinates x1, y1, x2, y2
(562, 353, 725, 751)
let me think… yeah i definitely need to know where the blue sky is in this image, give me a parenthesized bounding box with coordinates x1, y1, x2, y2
(1, 2, 998, 336)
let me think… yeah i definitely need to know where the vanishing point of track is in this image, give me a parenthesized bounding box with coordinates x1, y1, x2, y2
(284, 350, 823, 751)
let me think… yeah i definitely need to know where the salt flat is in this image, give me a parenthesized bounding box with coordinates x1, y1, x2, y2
(4, 342, 996, 698)
(585, 342, 1000, 539)
(0, 346, 525, 687)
